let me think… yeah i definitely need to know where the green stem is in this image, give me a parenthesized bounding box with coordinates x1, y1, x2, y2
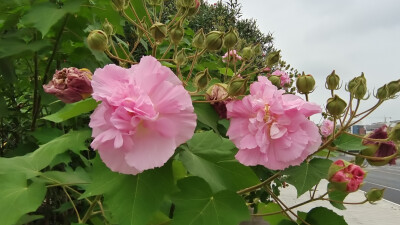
(185, 50, 199, 84)
(237, 172, 281, 195)
(141, 0, 154, 24)
(62, 186, 81, 223)
(81, 195, 102, 223)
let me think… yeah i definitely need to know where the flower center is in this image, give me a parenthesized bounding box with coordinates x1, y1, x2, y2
(264, 104, 270, 122)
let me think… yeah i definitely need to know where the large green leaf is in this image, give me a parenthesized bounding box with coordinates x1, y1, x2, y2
(0, 173, 46, 225)
(258, 202, 291, 225)
(283, 158, 332, 197)
(0, 39, 51, 58)
(0, 130, 91, 178)
(41, 167, 91, 188)
(302, 207, 347, 225)
(20, 0, 82, 37)
(193, 103, 220, 133)
(42, 98, 99, 123)
(82, 157, 175, 225)
(171, 176, 249, 225)
(327, 183, 347, 210)
(180, 131, 259, 192)
(333, 133, 367, 151)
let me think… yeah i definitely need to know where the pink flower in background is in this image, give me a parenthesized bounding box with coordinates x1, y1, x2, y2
(320, 119, 334, 137)
(222, 50, 242, 63)
(43, 67, 93, 103)
(362, 125, 398, 165)
(271, 70, 290, 86)
(330, 160, 365, 192)
(226, 76, 322, 170)
(89, 56, 197, 175)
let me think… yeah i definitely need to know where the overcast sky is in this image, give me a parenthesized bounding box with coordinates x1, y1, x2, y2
(208, 0, 400, 125)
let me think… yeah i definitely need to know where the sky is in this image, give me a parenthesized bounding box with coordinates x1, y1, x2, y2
(207, 0, 400, 125)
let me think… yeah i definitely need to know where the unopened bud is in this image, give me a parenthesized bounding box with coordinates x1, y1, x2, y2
(150, 22, 168, 43)
(186, 0, 200, 16)
(228, 77, 248, 96)
(389, 123, 400, 143)
(387, 79, 400, 96)
(296, 74, 315, 94)
(179, 0, 196, 8)
(102, 19, 114, 36)
(375, 84, 390, 100)
(241, 46, 254, 61)
(174, 49, 188, 65)
(252, 43, 262, 56)
(87, 30, 108, 51)
(326, 95, 347, 117)
(347, 73, 368, 99)
(192, 28, 205, 49)
(111, 0, 128, 11)
(268, 75, 281, 88)
(265, 50, 281, 67)
(170, 24, 184, 45)
(205, 31, 224, 51)
(326, 70, 340, 90)
(365, 188, 385, 203)
(194, 68, 211, 90)
(223, 27, 239, 49)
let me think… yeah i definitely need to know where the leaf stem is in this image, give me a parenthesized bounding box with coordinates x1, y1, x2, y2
(237, 172, 281, 195)
(81, 195, 102, 223)
(62, 186, 82, 223)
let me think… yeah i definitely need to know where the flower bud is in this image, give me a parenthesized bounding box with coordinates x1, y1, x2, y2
(387, 79, 400, 96)
(365, 188, 385, 203)
(347, 73, 367, 99)
(375, 84, 390, 100)
(179, 0, 196, 8)
(296, 74, 315, 94)
(325, 70, 340, 90)
(252, 43, 262, 56)
(205, 31, 224, 51)
(227, 77, 248, 96)
(328, 160, 366, 193)
(223, 27, 239, 49)
(186, 0, 200, 16)
(268, 75, 281, 88)
(150, 22, 168, 43)
(87, 30, 108, 52)
(192, 28, 205, 49)
(174, 49, 188, 65)
(194, 68, 211, 90)
(326, 95, 347, 117)
(241, 46, 254, 61)
(265, 50, 281, 67)
(389, 123, 400, 143)
(111, 0, 128, 11)
(102, 19, 114, 36)
(170, 24, 184, 45)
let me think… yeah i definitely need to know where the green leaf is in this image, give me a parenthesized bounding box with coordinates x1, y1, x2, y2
(30, 127, 64, 144)
(171, 176, 249, 225)
(313, 148, 338, 157)
(0, 130, 91, 178)
(15, 214, 44, 225)
(20, 0, 82, 37)
(0, 39, 51, 58)
(302, 207, 347, 225)
(0, 173, 46, 225)
(258, 202, 291, 225)
(283, 158, 332, 197)
(42, 98, 99, 123)
(146, 211, 171, 225)
(218, 67, 234, 76)
(41, 167, 90, 188)
(180, 131, 259, 192)
(193, 103, 220, 133)
(333, 133, 367, 151)
(327, 183, 347, 210)
(82, 157, 175, 225)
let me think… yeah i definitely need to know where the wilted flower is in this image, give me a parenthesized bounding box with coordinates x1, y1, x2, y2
(329, 160, 365, 192)
(222, 50, 242, 63)
(320, 119, 334, 137)
(226, 76, 322, 170)
(43, 67, 93, 103)
(89, 56, 196, 175)
(206, 83, 230, 119)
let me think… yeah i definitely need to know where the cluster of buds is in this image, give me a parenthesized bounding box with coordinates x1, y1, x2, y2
(361, 125, 398, 166)
(328, 160, 366, 193)
(43, 67, 93, 103)
(375, 79, 400, 100)
(347, 73, 368, 99)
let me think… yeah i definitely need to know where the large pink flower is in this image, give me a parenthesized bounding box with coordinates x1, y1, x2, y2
(226, 76, 322, 170)
(329, 160, 365, 192)
(89, 56, 196, 175)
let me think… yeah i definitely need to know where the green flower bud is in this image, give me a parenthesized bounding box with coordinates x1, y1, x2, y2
(389, 123, 400, 143)
(87, 30, 108, 51)
(194, 68, 211, 90)
(102, 19, 114, 36)
(150, 22, 168, 43)
(169, 24, 184, 45)
(387, 79, 400, 96)
(326, 95, 347, 117)
(223, 27, 239, 49)
(192, 28, 205, 49)
(146, 0, 163, 6)
(174, 49, 188, 65)
(179, 0, 196, 8)
(111, 0, 128, 11)
(265, 50, 281, 67)
(205, 31, 224, 51)
(186, 0, 200, 17)
(296, 74, 315, 94)
(252, 43, 262, 56)
(375, 84, 390, 100)
(228, 77, 248, 96)
(241, 46, 254, 60)
(365, 188, 385, 203)
(347, 73, 368, 99)
(268, 75, 281, 88)
(325, 70, 340, 90)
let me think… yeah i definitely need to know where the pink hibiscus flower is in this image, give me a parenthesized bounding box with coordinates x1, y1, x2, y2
(89, 56, 197, 175)
(330, 160, 365, 192)
(320, 119, 334, 137)
(226, 76, 322, 170)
